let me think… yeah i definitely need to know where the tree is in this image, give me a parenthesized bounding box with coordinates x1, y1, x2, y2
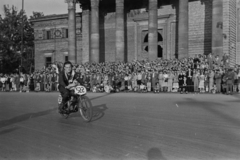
(30, 11, 44, 19)
(0, 5, 43, 74)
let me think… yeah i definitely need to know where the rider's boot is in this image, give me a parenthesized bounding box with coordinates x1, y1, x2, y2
(59, 101, 68, 114)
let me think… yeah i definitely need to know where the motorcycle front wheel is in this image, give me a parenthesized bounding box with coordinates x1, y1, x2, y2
(79, 96, 92, 122)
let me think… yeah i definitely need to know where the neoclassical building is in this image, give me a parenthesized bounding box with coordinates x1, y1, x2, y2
(31, 0, 240, 69)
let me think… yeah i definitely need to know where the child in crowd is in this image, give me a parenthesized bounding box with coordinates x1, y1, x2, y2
(140, 82, 146, 93)
(154, 82, 160, 93)
(92, 85, 97, 93)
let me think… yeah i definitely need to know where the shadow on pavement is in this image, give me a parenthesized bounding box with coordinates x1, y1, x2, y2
(177, 98, 240, 127)
(226, 94, 240, 102)
(147, 147, 167, 160)
(0, 126, 20, 135)
(90, 93, 115, 101)
(91, 104, 108, 122)
(0, 108, 57, 129)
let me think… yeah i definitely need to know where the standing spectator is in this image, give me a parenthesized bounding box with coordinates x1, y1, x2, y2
(141, 70, 147, 87)
(19, 73, 25, 92)
(199, 70, 205, 93)
(137, 70, 142, 91)
(214, 70, 222, 93)
(233, 70, 238, 93)
(183, 71, 187, 93)
(178, 71, 184, 94)
(43, 72, 48, 91)
(131, 72, 137, 91)
(204, 71, 209, 92)
(1, 75, 6, 91)
(172, 71, 179, 92)
(237, 69, 240, 93)
(54, 72, 59, 91)
(35, 72, 41, 92)
(167, 70, 174, 92)
(222, 53, 230, 69)
(207, 53, 214, 69)
(186, 68, 193, 93)
(222, 70, 228, 94)
(209, 70, 215, 92)
(15, 73, 20, 91)
(158, 71, 164, 92)
(40, 72, 44, 91)
(162, 71, 168, 92)
(50, 73, 55, 91)
(151, 69, 158, 92)
(146, 73, 151, 92)
(29, 74, 35, 91)
(226, 68, 235, 95)
(193, 54, 200, 69)
(11, 74, 16, 91)
(214, 55, 221, 67)
(193, 70, 199, 93)
(5, 74, 10, 91)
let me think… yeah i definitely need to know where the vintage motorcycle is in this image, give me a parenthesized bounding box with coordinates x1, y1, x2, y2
(58, 85, 93, 122)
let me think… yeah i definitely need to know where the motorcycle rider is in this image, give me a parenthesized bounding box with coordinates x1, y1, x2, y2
(53, 61, 80, 113)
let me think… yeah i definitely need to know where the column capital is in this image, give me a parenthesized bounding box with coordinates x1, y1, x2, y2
(90, 0, 99, 8)
(148, 0, 158, 10)
(66, 0, 76, 10)
(65, 0, 76, 3)
(116, 0, 124, 7)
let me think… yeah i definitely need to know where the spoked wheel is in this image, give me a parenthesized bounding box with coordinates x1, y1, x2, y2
(79, 96, 92, 122)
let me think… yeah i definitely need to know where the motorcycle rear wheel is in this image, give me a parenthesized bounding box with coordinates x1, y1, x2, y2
(79, 96, 92, 122)
(58, 103, 69, 119)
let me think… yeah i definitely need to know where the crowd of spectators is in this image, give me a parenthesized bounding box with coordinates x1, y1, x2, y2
(0, 53, 240, 95)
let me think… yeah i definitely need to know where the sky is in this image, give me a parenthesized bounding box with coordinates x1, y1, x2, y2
(0, 0, 82, 17)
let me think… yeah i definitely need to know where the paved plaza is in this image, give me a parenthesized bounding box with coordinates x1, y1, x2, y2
(0, 92, 240, 160)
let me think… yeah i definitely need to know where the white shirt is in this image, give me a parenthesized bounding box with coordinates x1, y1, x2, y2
(137, 73, 142, 80)
(1, 77, 6, 83)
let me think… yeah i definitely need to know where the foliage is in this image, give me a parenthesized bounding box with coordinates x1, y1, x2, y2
(0, 5, 43, 74)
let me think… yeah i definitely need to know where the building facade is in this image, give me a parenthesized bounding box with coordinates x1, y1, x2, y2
(31, 0, 240, 70)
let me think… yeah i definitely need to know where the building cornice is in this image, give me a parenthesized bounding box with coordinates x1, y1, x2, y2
(133, 14, 173, 22)
(30, 12, 82, 23)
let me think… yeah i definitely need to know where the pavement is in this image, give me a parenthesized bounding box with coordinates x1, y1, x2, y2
(0, 91, 240, 160)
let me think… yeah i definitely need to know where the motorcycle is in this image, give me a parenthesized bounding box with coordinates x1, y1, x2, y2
(58, 85, 93, 122)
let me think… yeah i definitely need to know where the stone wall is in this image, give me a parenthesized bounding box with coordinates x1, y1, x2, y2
(33, 14, 82, 69)
(223, 0, 237, 66)
(188, 0, 212, 56)
(33, 0, 240, 68)
(237, 0, 240, 65)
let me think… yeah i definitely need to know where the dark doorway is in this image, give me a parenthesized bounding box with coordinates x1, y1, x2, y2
(144, 46, 148, 52)
(158, 45, 163, 58)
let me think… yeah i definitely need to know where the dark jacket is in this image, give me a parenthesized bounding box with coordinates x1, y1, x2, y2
(226, 71, 235, 84)
(58, 71, 78, 88)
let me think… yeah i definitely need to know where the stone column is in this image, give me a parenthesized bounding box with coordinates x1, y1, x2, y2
(212, 0, 223, 57)
(148, 0, 158, 61)
(116, 0, 125, 62)
(90, 0, 100, 63)
(178, 0, 188, 59)
(81, 4, 90, 63)
(67, 0, 77, 64)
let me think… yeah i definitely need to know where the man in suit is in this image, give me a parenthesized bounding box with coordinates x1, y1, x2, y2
(151, 69, 158, 92)
(207, 53, 214, 69)
(226, 68, 235, 95)
(54, 61, 80, 113)
(186, 68, 193, 93)
(178, 71, 184, 94)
